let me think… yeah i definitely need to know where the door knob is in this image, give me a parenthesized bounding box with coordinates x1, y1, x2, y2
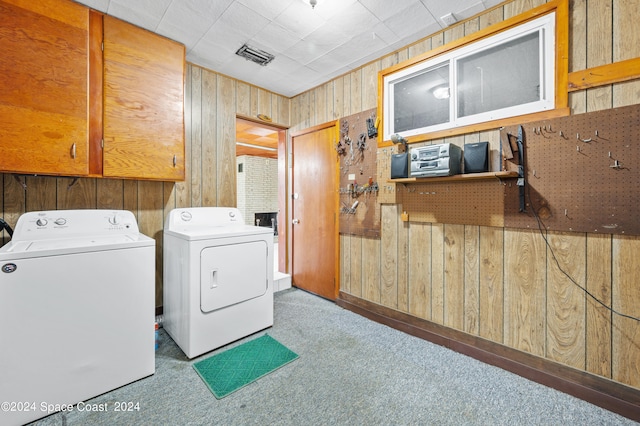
(292, 218, 300, 224)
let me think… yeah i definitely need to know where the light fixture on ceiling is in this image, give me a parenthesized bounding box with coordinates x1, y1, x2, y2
(432, 85, 450, 100)
(302, 0, 323, 9)
(236, 142, 277, 152)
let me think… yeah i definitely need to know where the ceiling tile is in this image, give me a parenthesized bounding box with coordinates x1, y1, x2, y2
(273, 1, 326, 39)
(252, 22, 302, 54)
(328, 1, 381, 33)
(384, 2, 435, 40)
(236, 0, 295, 21)
(218, 2, 271, 38)
(106, 2, 162, 31)
(359, 0, 419, 21)
(109, 0, 172, 28)
(72, 0, 500, 97)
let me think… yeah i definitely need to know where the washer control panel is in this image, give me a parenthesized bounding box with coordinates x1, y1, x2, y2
(10, 210, 140, 241)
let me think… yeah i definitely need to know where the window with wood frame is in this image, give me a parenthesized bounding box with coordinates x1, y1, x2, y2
(378, 0, 569, 145)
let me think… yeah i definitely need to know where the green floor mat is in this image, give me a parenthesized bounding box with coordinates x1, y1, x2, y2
(193, 334, 299, 399)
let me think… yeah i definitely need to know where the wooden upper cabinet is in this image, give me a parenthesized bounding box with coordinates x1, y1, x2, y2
(0, 0, 90, 176)
(103, 16, 185, 181)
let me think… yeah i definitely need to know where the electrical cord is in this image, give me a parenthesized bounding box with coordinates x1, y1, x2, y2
(0, 218, 13, 238)
(525, 183, 640, 323)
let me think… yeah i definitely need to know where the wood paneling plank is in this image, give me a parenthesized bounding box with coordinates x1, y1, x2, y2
(612, 0, 640, 107)
(546, 231, 586, 369)
(236, 81, 251, 117)
(56, 177, 96, 210)
(190, 66, 202, 207)
(332, 77, 344, 120)
(397, 216, 409, 313)
(586, 233, 612, 378)
(408, 222, 431, 320)
(96, 178, 124, 210)
(362, 237, 380, 303)
(380, 204, 398, 309)
(349, 70, 362, 114)
(137, 180, 164, 306)
(361, 62, 379, 111)
(568, 0, 586, 114)
(504, 228, 546, 356)
(432, 223, 445, 325)
(26, 176, 57, 212)
(257, 87, 271, 120)
(444, 224, 465, 330)
(202, 70, 217, 207)
(612, 235, 640, 388)
(340, 234, 351, 294)
(216, 75, 237, 207)
(350, 235, 363, 298)
(479, 225, 504, 343)
(464, 225, 480, 335)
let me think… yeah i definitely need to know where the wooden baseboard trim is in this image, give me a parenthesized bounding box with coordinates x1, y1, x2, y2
(336, 291, 640, 421)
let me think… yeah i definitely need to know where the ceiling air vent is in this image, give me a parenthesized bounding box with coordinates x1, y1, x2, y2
(235, 44, 275, 66)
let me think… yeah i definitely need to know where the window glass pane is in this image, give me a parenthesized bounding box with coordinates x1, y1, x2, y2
(393, 63, 449, 133)
(457, 31, 540, 118)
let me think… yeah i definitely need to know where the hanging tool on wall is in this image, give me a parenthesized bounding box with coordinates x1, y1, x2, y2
(499, 127, 513, 171)
(516, 125, 526, 212)
(357, 133, 367, 151)
(366, 115, 378, 138)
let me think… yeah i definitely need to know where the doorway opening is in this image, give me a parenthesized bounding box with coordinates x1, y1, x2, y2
(235, 117, 288, 279)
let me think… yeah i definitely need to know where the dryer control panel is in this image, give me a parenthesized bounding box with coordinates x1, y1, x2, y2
(166, 207, 244, 230)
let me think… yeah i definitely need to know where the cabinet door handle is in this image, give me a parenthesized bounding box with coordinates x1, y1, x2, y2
(173, 154, 177, 167)
(70, 143, 76, 159)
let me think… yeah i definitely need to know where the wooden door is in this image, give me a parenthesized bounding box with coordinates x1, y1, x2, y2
(291, 122, 339, 300)
(103, 15, 185, 181)
(0, 0, 90, 176)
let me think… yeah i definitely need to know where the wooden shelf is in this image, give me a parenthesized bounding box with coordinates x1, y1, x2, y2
(388, 171, 519, 184)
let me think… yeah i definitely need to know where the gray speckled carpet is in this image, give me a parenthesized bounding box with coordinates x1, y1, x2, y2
(31, 288, 636, 425)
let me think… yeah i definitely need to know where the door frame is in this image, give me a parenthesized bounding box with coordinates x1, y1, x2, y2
(235, 114, 289, 273)
(288, 121, 340, 299)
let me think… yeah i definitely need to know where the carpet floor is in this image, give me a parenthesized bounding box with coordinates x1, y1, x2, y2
(31, 288, 636, 425)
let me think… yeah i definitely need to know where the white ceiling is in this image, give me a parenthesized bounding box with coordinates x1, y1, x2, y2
(74, 0, 504, 97)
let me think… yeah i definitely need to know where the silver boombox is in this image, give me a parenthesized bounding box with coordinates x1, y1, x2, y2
(410, 143, 462, 178)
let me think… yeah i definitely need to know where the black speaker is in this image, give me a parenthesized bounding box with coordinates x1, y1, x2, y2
(390, 152, 408, 178)
(464, 141, 489, 173)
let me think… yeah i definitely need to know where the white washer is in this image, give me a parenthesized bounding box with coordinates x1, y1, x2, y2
(163, 207, 273, 359)
(0, 210, 155, 426)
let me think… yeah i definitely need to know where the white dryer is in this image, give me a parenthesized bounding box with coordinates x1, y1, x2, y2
(163, 207, 274, 359)
(0, 209, 155, 426)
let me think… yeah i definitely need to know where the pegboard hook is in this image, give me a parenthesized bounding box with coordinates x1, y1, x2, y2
(577, 133, 592, 143)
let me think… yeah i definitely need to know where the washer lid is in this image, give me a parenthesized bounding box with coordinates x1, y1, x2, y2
(0, 233, 154, 260)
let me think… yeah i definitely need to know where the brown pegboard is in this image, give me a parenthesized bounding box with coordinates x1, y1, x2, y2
(504, 103, 640, 235)
(396, 178, 507, 227)
(338, 108, 381, 237)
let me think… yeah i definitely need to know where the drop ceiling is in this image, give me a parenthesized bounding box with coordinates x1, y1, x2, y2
(74, 0, 505, 98)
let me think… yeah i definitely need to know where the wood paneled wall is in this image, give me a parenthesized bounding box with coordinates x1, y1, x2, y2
(0, 64, 290, 307)
(291, 0, 640, 390)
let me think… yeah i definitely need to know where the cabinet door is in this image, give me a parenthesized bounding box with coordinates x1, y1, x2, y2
(0, 0, 89, 175)
(103, 16, 185, 181)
